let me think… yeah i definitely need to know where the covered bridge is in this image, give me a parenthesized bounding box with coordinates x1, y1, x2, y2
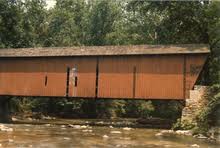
(0, 44, 209, 100)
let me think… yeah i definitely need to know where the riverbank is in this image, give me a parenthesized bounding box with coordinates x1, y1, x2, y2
(11, 115, 173, 129)
(155, 129, 220, 144)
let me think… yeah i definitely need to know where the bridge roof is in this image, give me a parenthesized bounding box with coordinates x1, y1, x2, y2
(0, 44, 209, 57)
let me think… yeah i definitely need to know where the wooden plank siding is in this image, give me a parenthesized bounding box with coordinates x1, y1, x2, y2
(184, 54, 208, 99)
(97, 55, 185, 99)
(67, 57, 97, 98)
(0, 54, 208, 100)
(98, 57, 135, 98)
(135, 55, 184, 99)
(0, 57, 97, 97)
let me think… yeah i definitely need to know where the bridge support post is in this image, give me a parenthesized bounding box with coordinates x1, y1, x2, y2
(0, 97, 12, 123)
(181, 85, 207, 124)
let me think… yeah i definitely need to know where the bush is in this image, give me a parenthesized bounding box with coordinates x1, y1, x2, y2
(124, 100, 154, 118)
(193, 84, 220, 134)
(10, 97, 36, 113)
(151, 100, 183, 120)
(10, 97, 183, 120)
(172, 118, 196, 131)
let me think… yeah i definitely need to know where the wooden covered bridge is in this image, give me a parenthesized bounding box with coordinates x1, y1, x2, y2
(0, 44, 209, 100)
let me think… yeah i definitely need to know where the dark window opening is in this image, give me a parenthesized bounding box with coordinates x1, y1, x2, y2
(133, 66, 136, 98)
(66, 67, 70, 97)
(45, 75, 48, 86)
(75, 76, 78, 87)
(95, 58, 99, 98)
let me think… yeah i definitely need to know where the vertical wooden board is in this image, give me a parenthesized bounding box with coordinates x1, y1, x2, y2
(77, 58, 97, 97)
(185, 54, 208, 98)
(43, 72, 67, 97)
(0, 58, 46, 96)
(67, 57, 97, 98)
(135, 55, 184, 99)
(0, 57, 96, 97)
(42, 58, 67, 97)
(0, 58, 68, 97)
(0, 59, 13, 95)
(98, 57, 134, 98)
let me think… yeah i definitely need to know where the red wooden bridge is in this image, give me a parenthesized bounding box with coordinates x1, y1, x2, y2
(0, 44, 209, 100)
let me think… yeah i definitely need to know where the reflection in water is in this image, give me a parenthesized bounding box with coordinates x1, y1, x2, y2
(0, 123, 219, 148)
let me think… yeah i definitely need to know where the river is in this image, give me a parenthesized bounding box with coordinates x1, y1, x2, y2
(0, 122, 219, 148)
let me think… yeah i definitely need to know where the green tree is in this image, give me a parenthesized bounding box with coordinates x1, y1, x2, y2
(127, 1, 209, 44)
(0, 0, 24, 48)
(45, 0, 88, 46)
(21, 0, 48, 47)
(88, 0, 123, 45)
(125, 1, 163, 44)
(204, 1, 220, 84)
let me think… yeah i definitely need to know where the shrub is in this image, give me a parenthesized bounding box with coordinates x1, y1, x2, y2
(124, 100, 154, 118)
(193, 84, 220, 134)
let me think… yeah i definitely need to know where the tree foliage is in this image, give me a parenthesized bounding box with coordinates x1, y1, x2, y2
(46, 0, 88, 46)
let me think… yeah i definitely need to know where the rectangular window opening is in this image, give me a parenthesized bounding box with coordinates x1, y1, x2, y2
(45, 75, 48, 86)
(66, 67, 70, 97)
(75, 76, 78, 87)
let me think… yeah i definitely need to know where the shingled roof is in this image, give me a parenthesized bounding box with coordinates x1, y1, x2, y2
(0, 44, 210, 57)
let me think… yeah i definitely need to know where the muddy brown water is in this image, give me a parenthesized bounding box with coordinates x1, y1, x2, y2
(0, 121, 219, 148)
